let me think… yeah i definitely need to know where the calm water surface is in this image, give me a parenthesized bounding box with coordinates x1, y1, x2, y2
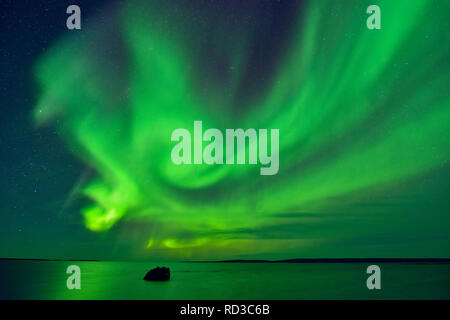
(1, 261, 449, 299)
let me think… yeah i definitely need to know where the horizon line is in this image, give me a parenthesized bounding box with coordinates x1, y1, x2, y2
(1, 257, 450, 263)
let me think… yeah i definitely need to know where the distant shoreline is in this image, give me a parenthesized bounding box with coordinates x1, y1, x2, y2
(1, 258, 449, 263)
(0, 258, 100, 262)
(189, 258, 450, 263)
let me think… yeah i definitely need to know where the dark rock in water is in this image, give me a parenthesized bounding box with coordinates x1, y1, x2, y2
(143, 266, 170, 281)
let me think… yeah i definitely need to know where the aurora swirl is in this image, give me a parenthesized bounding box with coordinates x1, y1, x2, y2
(32, 0, 450, 259)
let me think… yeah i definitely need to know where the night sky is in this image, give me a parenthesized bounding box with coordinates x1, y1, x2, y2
(1, 0, 449, 261)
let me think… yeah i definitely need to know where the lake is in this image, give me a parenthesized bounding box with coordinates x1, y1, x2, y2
(1, 260, 449, 299)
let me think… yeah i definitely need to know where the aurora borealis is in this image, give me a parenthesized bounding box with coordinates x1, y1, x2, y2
(1, 0, 450, 260)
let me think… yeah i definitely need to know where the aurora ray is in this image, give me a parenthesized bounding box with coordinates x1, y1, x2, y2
(33, 0, 450, 258)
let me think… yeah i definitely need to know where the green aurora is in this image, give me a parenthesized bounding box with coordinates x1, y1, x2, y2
(32, 0, 450, 259)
